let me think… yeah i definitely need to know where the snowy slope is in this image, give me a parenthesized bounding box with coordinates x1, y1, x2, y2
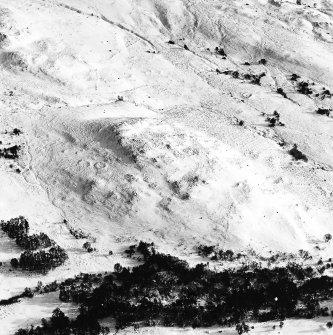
(0, 0, 333, 333)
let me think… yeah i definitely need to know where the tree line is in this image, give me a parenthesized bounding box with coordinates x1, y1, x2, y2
(15, 241, 333, 334)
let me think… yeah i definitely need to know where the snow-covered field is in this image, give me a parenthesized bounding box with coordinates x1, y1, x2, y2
(0, 0, 333, 333)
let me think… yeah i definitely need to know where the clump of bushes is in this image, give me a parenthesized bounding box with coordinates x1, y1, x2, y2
(0, 144, 20, 159)
(316, 108, 331, 117)
(321, 88, 332, 99)
(215, 46, 226, 57)
(65, 220, 89, 239)
(1, 217, 55, 250)
(298, 81, 313, 95)
(83, 241, 94, 253)
(290, 73, 300, 81)
(11, 245, 68, 272)
(12, 128, 22, 136)
(1, 216, 29, 238)
(250, 72, 266, 85)
(124, 241, 155, 260)
(237, 119, 245, 126)
(16, 232, 55, 250)
(289, 144, 308, 162)
(218, 69, 265, 85)
(198, 244, 244, 261)
(265, 111, 285, 127)
(2, 216, 67, 272)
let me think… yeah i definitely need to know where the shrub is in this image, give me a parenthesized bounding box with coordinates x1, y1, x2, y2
(277, 88, 287, 98)
(12, 128, 22, 136)
(266, 111, 285, 127)
(289, 144, 308, 162)
(10, 258, 19, 268)
(316, 108, 331, 117)
(215, 47, 226, 56)
(83, 241, 91, 250)
(298, 81, 312, 95)
(290, 73, 300, 81)
(0, 145, 21, 159)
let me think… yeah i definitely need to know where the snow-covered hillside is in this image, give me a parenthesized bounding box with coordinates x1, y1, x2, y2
(0, 0, 333, 333)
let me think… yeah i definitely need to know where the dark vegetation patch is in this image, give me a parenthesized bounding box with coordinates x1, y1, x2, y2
(258, 58, 267, 65)
(290, 73, 300, 81)
(277, 88, 287, 99)
(0, 144, 20, 159)
(216, 69, 266, 85)
(15, 241, 333, 334)
(1, 216, 67, 273)
(316, 108, 331, 117)
(15, 232, 55, 250)
(0, 287, 34, 306)
(297, 81, 313, 95)
(64, 219, 90, 239)
(289, 74, 332, 100)
(265, 111, 285, 127)
(1, 216, 29, 238)
(237, 119, 245, 126)
(289, 144, 308, 162)
(1, 216, 55, 250)
(83, 241, 96, 253)
(215, 46, 226, 57)
(197, 245, 313, 266)
(10, 128, 22, 136)
(12, 246, 68, 272)
(320, 88, 332, 99)
(198, 244, 244, 261)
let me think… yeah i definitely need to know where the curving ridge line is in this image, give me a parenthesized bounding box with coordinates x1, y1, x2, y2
(58, 3, 156, 50)
(99, 15, 156, 50)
